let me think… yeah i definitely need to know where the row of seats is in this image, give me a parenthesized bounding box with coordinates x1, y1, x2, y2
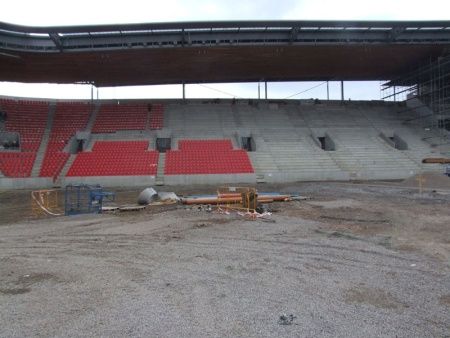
(0, 100, 166, 178)
(0, 99, 48, 177)
(92, 140, 149, 152)
(67, 141, 158, 176)
(40, 103, 92, 178)
(0, 152, 36, 177)
(92, 104, 148, 133)
(48, 102, 91, 151)
(149, 104, 164, 130)
(0, 99, 48, 152)
(178, 139, 233, 151)
(39, 152, 70, 179)
(165, 140, 254, 175)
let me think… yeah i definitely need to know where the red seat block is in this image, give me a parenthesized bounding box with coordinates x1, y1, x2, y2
(40, 102, 91, 178)
(67, 141, 159, 177)
(0, 99, 49, 177)
(164, 139, 254, 175)
(92, 104, 148, 133)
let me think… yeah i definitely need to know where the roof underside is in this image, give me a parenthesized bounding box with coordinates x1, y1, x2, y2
(0, 20, 449, 87)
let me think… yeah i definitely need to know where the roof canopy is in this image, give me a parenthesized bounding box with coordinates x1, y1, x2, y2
(1, 20, 449, 86)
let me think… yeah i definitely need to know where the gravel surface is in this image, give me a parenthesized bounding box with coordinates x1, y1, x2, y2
(0, 182, 449, 337)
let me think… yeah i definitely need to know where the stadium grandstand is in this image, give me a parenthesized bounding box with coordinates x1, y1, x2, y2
(0, 20, 449, 188)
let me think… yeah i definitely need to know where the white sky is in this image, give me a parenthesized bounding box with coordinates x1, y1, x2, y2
(0, 0, 448, 100)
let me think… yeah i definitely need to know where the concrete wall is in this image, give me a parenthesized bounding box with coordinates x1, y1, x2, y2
(0, 169, 424, 189)
(346, 168, 419, 181)
(1, 176, 156, 189)
(393, 133, 409, 151)
(164, 173, 256, 185)
(0, 177, 54, 189)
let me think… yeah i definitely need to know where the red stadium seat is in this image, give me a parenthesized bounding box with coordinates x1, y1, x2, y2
(164, 139, 254, 175)
(66, 141, 158, 176)
(0, 99, 48, 177)
(40, 102, 91, 178)
(0, 152, 36, 177)
(92, 104, 148, 133)
(149, 104, 164, 130)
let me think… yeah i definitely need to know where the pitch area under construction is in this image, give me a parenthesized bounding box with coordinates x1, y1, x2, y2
(0, 180, 449, 337)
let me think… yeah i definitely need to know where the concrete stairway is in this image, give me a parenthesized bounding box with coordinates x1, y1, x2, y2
(231, 105, 242, 127)
(55, 154, 76, 184)
(181, 102, 449, 181)
(266, 139, 344, 179)
(84, 102, 101, 132)
(248, 130, 346, 182)
(326, 129, 422, 179)
(155, 152, 165, 185)
(31, 103, 56, 177)
(248, 152, 278, 183)
(145, 106, 151, 130)
(396, 127, 447, 173)
(248, 136, 279, 181)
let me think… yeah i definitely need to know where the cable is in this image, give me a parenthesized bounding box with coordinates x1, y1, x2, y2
(283, 81, 328, 99)
(195, 83, 242, 99)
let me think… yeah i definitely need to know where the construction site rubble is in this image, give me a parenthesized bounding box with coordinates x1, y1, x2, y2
(278, 314, 296, 325)
(138, 187, 180, 205)
(137, 187, 158, 205)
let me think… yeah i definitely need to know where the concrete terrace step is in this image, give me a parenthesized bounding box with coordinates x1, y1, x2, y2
(31, 103, 56, 177)
(155, 152, 165, 186)
(56, 154, 76, 184)
(84, 102, 100, 132)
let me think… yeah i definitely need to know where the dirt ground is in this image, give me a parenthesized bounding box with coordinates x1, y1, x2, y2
(0, 180, 450, 337)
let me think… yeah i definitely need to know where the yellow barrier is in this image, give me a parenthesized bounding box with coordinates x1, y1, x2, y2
(31, 189, 62, 216)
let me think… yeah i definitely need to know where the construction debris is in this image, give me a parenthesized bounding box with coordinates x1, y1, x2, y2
(102, 206, 120, 212)
(278, 314, 296, 325)
(138, 188, 180, 206)
(157, 192, 180, 203)
(137, 187, 158, 205)
(178, 186, 308, 220)
(119, 205, 146, 212)
(180, 192, 302, 205)
(422, 158, 450, 164)
(237, 210, 273, 221)
(108, 186, 303, 217)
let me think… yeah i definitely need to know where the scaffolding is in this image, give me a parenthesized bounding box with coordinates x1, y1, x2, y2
(381, 54, 450, 140)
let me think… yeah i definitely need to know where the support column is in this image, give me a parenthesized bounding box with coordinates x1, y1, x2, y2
(265, 81, 268, 100)
(340, 80, 344, 101)
(327, 81, 329, 100)
(182, 82, 186, 100)
(258, 81, 261, 100)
